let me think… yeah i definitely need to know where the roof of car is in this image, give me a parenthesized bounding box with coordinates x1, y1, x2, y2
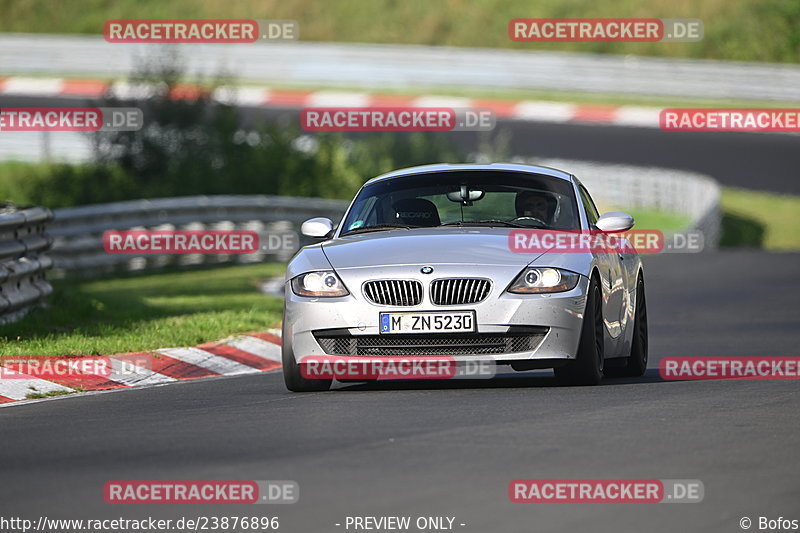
(364, 163, 574, 185)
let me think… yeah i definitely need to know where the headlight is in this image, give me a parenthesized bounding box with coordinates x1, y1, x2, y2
(507, 267, 580, 294)
(291, 271, 349, 297)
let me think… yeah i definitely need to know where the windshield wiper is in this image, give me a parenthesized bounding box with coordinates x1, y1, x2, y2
(342, 224, 414, 235)
(440, 220, 530, 228)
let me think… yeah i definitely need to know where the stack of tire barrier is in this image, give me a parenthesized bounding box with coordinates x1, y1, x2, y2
(0, 204, 54, 325)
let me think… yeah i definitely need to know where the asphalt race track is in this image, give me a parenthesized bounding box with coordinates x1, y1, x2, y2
(1, 255, 799, 531)
(1, 95, 799, 533)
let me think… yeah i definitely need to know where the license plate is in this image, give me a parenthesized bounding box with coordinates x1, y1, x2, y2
(379, 311, 476, 334)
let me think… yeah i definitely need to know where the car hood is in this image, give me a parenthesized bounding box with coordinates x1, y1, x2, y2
(322, 228, 546, 269)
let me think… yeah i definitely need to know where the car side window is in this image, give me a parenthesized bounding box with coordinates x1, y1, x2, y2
(578, 185, 600, 226)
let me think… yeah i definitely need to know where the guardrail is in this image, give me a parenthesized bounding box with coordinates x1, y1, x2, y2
(48, 195, 349, 277)
(516, 157, 722, 247)
(0, 204, 54, 324)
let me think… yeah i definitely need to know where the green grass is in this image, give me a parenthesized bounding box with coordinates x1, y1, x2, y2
(25, 389, 76, 400)
(0, 161, 62, 207)
(0, 263, 285, 356)
(625, 208, 691, 232)
(254, 83, 800, 109)
(720, 187, 800, 250)
(625, 189, 800, 250)
(0, 0, 797, 63)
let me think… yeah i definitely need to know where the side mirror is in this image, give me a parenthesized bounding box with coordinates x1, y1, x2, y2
(301, 217, 334, 238)
(595, 212, 634, 233)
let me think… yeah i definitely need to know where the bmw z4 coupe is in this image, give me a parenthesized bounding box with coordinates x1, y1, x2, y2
(282, 163, 648, 391)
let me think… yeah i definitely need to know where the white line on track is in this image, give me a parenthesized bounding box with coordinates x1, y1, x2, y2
(157, 347, 259, 376)
(106, 357, 177, 386)
(1, 77, 64, 95)
(0, 368, 74, 400)
(225, 336, 282, 363)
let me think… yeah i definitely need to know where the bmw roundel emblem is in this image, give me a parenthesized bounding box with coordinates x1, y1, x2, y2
(420, 266, 434, 274)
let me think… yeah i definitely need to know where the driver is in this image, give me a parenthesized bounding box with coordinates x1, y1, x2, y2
(514, 190, 556, 223)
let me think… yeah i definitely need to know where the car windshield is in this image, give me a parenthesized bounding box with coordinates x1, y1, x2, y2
(340, 170, 580, 235)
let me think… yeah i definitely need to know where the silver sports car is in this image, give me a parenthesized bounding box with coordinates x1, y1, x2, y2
(282, 163, 648, 391)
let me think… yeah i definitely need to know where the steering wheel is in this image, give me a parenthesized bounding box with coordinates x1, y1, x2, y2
(511, 216, 548, 227)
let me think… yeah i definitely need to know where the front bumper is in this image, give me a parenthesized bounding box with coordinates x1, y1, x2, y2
(284, 270, 589, 364)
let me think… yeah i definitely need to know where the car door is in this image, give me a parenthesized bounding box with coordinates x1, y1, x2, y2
(578, 184, 626, 353)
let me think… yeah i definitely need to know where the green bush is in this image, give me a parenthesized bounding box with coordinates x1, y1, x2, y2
(0, 62, 466, 207)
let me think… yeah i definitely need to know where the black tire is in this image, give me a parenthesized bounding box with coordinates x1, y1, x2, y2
(554, 276, 604, 385)
(282, 323, 332, 392)
(618, 275, 648, 377)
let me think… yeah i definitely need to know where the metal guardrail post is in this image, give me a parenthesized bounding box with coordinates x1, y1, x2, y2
(49, 195, 350, 277)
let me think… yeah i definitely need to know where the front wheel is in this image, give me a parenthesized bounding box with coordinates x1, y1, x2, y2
(609, 274, 648, 378)
(554, 276, 604, 386)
